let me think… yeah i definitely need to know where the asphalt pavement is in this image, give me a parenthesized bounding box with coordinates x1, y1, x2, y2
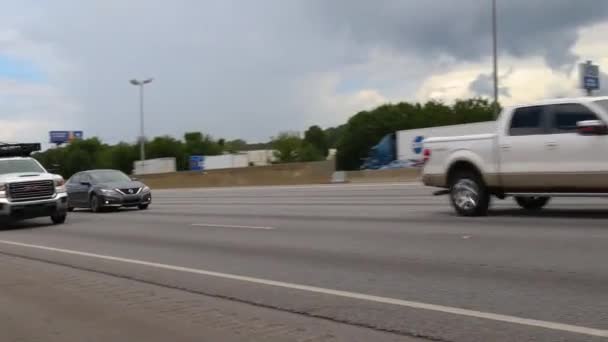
(0, 183, 607, 342)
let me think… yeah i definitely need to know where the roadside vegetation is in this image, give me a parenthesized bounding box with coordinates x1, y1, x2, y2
(34, 98, 497, 176)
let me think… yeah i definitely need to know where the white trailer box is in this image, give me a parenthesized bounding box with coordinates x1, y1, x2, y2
(133, 157, 177, 175)
(397, 121, 495, 163)
(203, 154, 249, 170)
(244, 149, 276, 166)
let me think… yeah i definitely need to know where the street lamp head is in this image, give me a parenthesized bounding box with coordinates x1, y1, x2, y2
(130, 79, 141, 86)
(142, 78, 154, 84)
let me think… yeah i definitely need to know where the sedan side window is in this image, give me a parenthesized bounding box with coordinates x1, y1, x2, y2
(509, 106, 546, 136)
(550, 103, 599, 134)
(81, 174, 93, 185)
(69, 174, 81, 184)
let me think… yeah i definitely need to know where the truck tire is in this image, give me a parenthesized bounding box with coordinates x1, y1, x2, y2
(515, 196, 550, 211)
(51, 213, 67, 224)
(449, 171, 490, 217)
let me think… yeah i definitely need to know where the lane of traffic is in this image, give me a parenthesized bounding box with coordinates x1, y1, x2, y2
(1, 184, 607, 341)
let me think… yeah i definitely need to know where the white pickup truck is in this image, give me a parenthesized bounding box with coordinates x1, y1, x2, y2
(422, 96, 608, 216)
(0, 144, 68, 225)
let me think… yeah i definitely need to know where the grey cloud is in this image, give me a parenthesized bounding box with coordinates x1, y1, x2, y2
(594, 72, 608, 96)
(469, 73, 510, 98)
(307, 0, 608, 69)
(1, 0, 607, 144)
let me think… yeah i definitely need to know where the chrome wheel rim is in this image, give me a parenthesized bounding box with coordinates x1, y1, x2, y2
(452, 179, 479, 211)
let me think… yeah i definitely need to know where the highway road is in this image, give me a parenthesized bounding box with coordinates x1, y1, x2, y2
(0, 183, 607, 342)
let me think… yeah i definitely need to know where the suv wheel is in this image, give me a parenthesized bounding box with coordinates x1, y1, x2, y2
(449, 171, 490, 217)
(51, 213, 67, 224)
(515, 196, 550, 210)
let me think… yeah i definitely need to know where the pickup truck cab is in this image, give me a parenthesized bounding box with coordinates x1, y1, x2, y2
(422, 96, 608, 216)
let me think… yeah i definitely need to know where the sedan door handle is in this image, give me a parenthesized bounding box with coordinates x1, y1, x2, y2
(500, 144, 511, 150)
(545, 142, 558, 148)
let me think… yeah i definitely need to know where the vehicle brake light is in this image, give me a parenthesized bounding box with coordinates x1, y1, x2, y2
(423, 148, 431, 163)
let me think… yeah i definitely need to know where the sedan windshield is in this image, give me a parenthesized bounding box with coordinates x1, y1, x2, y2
(0, 159, 46, 175)
(90, 170, 131, 183)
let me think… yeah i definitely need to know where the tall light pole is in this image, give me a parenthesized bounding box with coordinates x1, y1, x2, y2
(129, 78, 153, 170)
(492, 0, 499, 118)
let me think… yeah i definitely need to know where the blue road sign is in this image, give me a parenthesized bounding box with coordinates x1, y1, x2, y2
(584, 76, 600, 90)
(189, 155, 205, 171)
(580, 62, 600, 91)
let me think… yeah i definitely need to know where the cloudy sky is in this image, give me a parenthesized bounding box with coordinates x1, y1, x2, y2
(1, 0, 607, 145)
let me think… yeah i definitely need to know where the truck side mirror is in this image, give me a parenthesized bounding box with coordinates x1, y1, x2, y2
(576, 120, 608, 135)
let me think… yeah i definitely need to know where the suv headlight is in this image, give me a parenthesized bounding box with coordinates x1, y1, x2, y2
(54, 178, 66, 193)
(142, 186, 151, 193)
(0, 183, 5, 198)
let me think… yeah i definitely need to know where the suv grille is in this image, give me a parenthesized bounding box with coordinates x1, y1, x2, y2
(8, 180, 55, 202)
(119, 187, 141, 195)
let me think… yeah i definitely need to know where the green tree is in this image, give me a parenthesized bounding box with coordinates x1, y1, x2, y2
(108, 143, 138, 174)
(271, 132, 302, 163)
(335, 98, 496, 170)
(324, 125, 346, 148)
(304, 125, 328, 157)
(146, 136, 187, 170)
(297, 142, 324, 162)
(184, 132, 222, 156)
(224, 139, 247, 153)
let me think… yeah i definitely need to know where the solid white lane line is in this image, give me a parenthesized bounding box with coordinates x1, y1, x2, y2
(0, 239, 605, 338)
(191, 223, 275, 230)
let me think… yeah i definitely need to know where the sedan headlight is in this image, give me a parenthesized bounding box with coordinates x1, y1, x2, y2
(100, 189, 120, 196)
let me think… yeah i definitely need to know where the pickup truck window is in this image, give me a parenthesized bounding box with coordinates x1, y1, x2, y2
(509, 106, 545, 136)
(550, 103, 598, 133)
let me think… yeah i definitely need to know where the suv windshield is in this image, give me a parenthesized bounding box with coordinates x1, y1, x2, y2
(594, 99, 608, 114)
(0, 159, 45, 175)
(90, 170, 131, 183)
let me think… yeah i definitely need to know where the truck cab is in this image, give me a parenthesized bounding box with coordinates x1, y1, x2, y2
(422, 97, 608, 216)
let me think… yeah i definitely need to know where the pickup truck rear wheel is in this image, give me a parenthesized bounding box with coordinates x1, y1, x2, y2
(449, 171, 490, 217)
(515, 196, 550, 210)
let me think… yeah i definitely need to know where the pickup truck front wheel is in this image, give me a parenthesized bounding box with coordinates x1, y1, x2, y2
(515, 196, 550, 211)
(51, 212, 67, 224)
(449, 172, 490, 217)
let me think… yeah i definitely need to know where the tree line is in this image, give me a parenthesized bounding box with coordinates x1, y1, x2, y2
(33, 97, 497, 177)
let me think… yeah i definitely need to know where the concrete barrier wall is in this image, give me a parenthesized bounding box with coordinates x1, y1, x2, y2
(345, 168, 421, 183)
(139, 160, 336, 189)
